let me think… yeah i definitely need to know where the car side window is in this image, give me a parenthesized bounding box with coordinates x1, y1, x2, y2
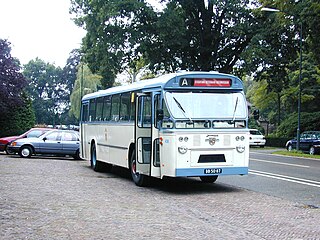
(27, 130, 43, 138)
(62, 132, 78, 141)
(45, 132, 60, 141)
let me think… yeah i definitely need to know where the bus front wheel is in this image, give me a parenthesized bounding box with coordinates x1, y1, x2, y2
(130, 152, 148, 187)
(200, 176, 218, 183)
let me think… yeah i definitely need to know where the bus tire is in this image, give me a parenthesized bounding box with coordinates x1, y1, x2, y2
(91, 144, 103, 172)
(129, 151, 148, 187)
(200, 175, 218, 183)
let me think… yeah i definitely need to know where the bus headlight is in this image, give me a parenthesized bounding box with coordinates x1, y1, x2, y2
(236, 145, 245, 153)
(178, 146, 188, 154)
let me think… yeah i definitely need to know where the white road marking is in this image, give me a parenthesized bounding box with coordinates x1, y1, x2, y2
(250, 158, 310, 168)
(249, 169, 320, 188)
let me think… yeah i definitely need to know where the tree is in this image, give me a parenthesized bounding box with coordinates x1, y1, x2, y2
(60, 49, 82, 124)
(23, 58, 64, 125)
(242, 0, 320, 128)
(69, 63, 102, 119)
(70, 0, 156, 88)
(70, 0, 262, 86)
(0, 39, 35, 137)
(0, 39, 27, 112)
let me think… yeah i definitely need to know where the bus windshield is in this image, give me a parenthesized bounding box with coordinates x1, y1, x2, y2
(164, 92, 247, 128)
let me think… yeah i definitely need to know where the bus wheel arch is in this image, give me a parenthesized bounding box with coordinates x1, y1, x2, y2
(129, 149, 148, 187)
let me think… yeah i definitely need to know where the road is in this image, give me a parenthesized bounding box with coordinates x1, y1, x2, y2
(219, 148, 320, 208)
(1, 152, 320, 239)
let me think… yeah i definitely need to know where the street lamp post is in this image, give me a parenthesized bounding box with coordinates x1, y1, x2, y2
(261, 7, 302, 150)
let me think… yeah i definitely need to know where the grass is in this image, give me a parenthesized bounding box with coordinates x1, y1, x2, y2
(272, 150, 320, 159)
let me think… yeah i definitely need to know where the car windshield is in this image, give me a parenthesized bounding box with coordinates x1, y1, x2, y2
(250, 130, 262, 135)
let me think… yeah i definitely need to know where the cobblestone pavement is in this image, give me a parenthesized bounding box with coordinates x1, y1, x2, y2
(1, 153, 319, 240)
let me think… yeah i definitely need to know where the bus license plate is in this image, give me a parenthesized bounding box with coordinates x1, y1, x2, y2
(204, 168, 222, 174)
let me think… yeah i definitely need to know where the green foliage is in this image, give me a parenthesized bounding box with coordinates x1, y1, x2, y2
(70, 0, 156, 88)
(275, 112, 320, 138)
(0, 93, 35, 137)
(0, 39, 27, 112)
(0, 39, 34, 137)
(265, 137, 290, 148)
(69, 63, 102, 119)
(71, 0, 263, 83)
(23, 58, 78, 125)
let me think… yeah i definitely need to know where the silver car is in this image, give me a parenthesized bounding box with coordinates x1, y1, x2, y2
(8, 130, 80, 159)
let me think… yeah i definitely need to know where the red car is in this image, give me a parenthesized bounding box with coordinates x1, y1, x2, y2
(0, 128, 51, 154)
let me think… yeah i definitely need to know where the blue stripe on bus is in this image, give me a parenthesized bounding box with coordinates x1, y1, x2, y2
(175, 167, 248, 177)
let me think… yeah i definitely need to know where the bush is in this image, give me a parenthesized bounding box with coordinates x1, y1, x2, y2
(0, 94, 35, 137)
(275, 112, 320, 138)
(265, 137, 290, 148)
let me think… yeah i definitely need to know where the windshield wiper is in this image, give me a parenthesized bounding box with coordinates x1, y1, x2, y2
(173, 96, 193, 123)
(231, 97, 239, 123)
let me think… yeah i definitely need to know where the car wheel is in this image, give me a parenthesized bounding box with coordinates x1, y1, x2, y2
(129, 151, 148, 187)
(309, 146, 315, 155)
(5, 144, 14, 155)
(19, 146, 33, 158)
(200, 176, 218, 183)
(287, 144, 293, 151)
(73, 149, 81, 160)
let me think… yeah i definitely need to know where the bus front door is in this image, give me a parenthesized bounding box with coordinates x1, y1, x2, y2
(135, 95, 152, 177)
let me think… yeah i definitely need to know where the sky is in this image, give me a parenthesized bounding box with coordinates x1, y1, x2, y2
(0, 0, 86, 67)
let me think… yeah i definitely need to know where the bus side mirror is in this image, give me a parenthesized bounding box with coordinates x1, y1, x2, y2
(156, 109, 164, 121)
(253, 109, 260, 120)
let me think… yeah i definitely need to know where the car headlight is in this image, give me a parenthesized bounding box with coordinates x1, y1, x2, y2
(11, 142, 17, 146)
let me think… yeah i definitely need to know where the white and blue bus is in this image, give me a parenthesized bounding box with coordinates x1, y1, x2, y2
(80, 71, 249, 186)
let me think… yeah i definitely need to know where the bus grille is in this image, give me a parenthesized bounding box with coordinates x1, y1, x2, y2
(198, 154, 226, 163)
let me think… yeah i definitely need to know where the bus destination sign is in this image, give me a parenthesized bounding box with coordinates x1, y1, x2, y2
(179, 78, 231, 87)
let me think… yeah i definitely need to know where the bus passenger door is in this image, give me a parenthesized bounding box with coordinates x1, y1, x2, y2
(80, 102, 89, 160)
(135, 94, 152, 175)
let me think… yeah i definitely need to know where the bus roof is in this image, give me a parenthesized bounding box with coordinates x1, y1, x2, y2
(82, 71, 243, 101)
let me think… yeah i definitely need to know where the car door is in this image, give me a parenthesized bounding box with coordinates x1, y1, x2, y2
(299, 133, 309, 151)
(61, 132, 79, 155)
(38, 131, 62, 154)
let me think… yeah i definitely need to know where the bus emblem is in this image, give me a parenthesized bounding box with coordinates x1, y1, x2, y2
(206, 136, 218, 145)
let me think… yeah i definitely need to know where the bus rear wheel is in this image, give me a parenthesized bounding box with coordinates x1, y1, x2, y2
(200, 176, 218, 183)
(130, 152, 148, 187)
(91, 144, 112, 172)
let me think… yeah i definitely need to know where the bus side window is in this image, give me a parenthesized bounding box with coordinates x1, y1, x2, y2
(89, 99, 96, 122)
(120, 92, 130, 121)
(111, 95, 120, 121)
(96, 97, 104, 121)
(103, 96, 111, 121)
(81, 103, 89, 122)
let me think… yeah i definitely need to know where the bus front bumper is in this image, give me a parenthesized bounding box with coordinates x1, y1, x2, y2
(175, 167, 248, 177)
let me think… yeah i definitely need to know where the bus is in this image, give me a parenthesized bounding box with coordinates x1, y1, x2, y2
(80, 71, 249, 186)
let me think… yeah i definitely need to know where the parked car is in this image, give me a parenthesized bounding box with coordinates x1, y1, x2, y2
(7, 130, 81, 159)
(249, 129, 266, 147)
(0, 128, 51, 154)
(286, 131, 320, 155)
